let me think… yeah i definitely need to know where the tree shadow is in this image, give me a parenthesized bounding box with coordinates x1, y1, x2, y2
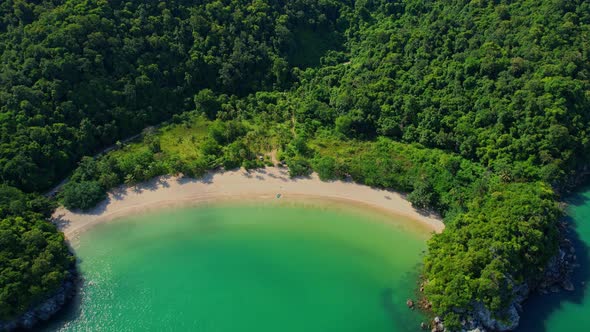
(176, 173, 214, 185)
(160, 179, 170, 188)
(516, 189, 590, 331)
(266, 172, 289, 182)
(132, 186, 144, 194)
(51, 213, 71, 230)
(111, 187, 127, 200)
(83, 197, 110, 216)
(567, 189, 590, 207)
(291, 174, 313, 181)
(277, 168, 290, 177)
(132, 177, 171, 192)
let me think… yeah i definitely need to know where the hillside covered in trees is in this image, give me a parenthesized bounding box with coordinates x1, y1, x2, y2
(1, 0, 589, 330)
(0, 0, 348, 327)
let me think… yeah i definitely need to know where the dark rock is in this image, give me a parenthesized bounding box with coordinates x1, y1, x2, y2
(562, 280, 575, 291)
(0, 265, 78, 331)
(429, 317, 444, 332)
(407, 299, 415, 309)
(21, 312, 36, 329)
(425, 219, 579, 332)
(470, 300, 520, 331)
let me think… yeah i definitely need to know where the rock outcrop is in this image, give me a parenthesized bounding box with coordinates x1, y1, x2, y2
(0, 267, 78, 331)
(536, 234, 577, 295)
(434, 220, 578, 332)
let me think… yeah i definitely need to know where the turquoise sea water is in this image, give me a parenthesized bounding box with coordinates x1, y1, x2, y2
(44, 202, 431, 332)
(517, 187, 590, 331)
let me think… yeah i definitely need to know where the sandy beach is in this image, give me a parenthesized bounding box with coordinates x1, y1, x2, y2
(53, 167, 444, 239)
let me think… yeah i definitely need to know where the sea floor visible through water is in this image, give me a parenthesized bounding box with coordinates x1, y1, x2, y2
(43, 201, 432, 332)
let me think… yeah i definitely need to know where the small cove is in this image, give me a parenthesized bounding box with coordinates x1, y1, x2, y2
(44, 201, 432, 331)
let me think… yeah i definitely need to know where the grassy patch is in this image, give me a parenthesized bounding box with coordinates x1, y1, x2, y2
(159, 116, 210, 162)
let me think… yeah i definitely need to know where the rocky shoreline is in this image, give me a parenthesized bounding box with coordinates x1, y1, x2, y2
(417, 219, 578, 332)
(0, 265, 78, 331)
(469, 221, 577, 332)
(558, 166, 590, 196)
(536, 221, 578, 295)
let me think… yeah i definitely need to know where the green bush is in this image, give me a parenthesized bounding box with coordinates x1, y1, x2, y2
(0, 187, 72, 320)
(181, 159, 209, 178)
(0, 216, 74, 320)
(407, 179, 438, 210)
(423, 182, 561, 329)
(287, 157, 312, 178)
(61, 181, 107, 211)
(312, 156, 339, 181)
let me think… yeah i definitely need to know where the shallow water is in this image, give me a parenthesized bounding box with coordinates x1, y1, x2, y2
(44, 202, 431, 332)
(517, 187, 590, 331)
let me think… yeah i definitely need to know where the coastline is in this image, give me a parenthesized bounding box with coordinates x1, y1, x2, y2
(0, 265, 77, 331)
(52, 167, 444, 240)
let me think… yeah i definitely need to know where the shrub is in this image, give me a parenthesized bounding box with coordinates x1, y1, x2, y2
(287, 157, 312, 177)
(61, 181, 107, 211)
(312, 156, 338, 181)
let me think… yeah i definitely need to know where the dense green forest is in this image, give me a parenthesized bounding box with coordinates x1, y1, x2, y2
(0, 0, 349, 324)
(1, 0, 589, 330)
(0, 0, 347, 192)
(0, 185, 73, 321)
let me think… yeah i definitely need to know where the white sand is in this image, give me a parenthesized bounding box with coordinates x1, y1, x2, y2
(53, 167, 444, 239)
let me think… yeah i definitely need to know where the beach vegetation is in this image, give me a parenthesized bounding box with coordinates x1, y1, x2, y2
(61, 181, 106, 211)
(0, 186, 73, 321)
(0, 0, 589, 328)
